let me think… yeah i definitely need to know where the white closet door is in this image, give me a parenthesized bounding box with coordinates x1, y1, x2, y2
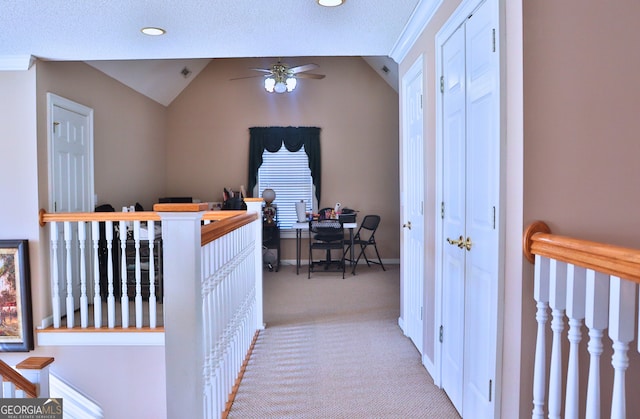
(440, 22, 467, 414)
(440, 1, 499, 417)
(463, 1, 499, 417)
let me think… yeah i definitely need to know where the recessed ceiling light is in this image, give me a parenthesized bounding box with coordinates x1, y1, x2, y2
(317, 0, 344, 6)
(141, 27, 166, 36)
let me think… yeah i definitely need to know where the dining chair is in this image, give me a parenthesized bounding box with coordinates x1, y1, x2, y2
(308, 219, 345, 279)
(343, 214, 385, 275)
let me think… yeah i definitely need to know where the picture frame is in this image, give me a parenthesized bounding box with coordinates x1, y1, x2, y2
(0, 240, 34, 352)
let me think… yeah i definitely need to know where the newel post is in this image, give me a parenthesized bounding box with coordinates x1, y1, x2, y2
(244, 198, 265, 329)
(156, 203, 208, 419)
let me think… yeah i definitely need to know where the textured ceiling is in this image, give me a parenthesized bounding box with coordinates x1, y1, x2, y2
(0, 0, 429, 105)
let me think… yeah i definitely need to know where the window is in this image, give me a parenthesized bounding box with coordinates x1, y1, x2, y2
(258, 145, 314, 230)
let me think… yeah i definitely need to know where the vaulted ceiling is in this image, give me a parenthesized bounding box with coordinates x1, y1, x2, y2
(0, 0, 440, 105)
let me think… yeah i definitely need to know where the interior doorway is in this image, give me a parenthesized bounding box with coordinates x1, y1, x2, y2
(400, 55, 425, 357)
(47, 93, 95, 317)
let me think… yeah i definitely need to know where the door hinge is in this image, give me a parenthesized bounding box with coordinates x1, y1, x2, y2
(493, 206, 496, 229)
(421, 306, 423, 321)
(492, 29, 496, 52)
(440, 76, 444, 94)
(441, 202, 445, 219)
(54, 201, 57, 212)
(420, 94, 423, 110)
(489, 379, 492, 402)
(439, 325, 443, 343)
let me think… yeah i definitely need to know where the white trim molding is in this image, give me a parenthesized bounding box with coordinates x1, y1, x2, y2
(0, 55, 35, 70)
(390, 0, 443, 63)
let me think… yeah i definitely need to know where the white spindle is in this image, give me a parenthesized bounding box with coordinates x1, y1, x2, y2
(50, 222, 61, 328)
(565, 264, 586, 419)
(134, 220, 143, 328)
(78, 222, 88, 328)
(585, 270, 609, 419)
(119, 221, 129, 328)
(532, 255, 550, 419)
(64, 221, 74, 328)
(92, 221, 102, 328)
(548, 259, 567, 419)
(608, 276, 636, 419)
(148, 220, 157, 328)
(106, 221, 115, 328)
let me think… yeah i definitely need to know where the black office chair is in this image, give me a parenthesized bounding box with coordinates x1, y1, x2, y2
(308, 219, 345, 279)
(344, 215, 385, 275)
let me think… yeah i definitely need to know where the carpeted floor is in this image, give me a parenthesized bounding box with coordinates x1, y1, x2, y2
(228, 263, 460, 418)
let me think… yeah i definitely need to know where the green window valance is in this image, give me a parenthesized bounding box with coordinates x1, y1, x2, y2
(248, 126, 321, 203)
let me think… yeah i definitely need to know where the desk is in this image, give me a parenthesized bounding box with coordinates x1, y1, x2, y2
(293, 221, 357, 275)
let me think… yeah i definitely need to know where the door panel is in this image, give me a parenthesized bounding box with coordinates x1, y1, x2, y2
(401, 57, 425, 355)
(440, 1, 499, 417)
(50, 95, 94, 316)
(440, 23, 466, 413)
(463, 2, 499, 417)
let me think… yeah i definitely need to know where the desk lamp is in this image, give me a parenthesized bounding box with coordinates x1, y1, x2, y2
(262, 188, 276, 224)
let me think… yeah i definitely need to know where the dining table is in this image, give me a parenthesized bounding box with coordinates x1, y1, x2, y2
(292, 221, 358, 275)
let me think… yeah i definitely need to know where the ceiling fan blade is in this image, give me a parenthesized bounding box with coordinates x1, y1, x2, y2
(295, 73, 326, 79)
(229, 74, 268, 81)
(288, 63, 319, 74)
(249, 68, 273, 73)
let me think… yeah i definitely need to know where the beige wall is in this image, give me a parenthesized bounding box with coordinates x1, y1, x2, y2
(166, 56, 400, 260)
(36, 61, 168, 212)
(523, 1, 640, 417)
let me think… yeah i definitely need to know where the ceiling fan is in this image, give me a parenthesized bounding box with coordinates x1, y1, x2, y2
(231, 61, 326, 93)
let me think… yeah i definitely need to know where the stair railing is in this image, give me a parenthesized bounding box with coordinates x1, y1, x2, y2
(0, 357, 54, 398)
(523, 221, 640, 419)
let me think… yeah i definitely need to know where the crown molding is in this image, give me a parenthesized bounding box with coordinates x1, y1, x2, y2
(389, 0, 442, 63)
(0, 55, 35, 71)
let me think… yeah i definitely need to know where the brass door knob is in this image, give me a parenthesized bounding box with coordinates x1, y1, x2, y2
(446, 235, 464, 248)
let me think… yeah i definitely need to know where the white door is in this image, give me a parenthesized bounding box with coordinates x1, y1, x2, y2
(439, 1, 500, 417)
(441, 22, 467, 413)
(401, 57, 425, 355)
(48, 93, 95, 315)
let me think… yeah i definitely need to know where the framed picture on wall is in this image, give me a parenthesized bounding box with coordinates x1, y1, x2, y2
(0, 240, 34, 352)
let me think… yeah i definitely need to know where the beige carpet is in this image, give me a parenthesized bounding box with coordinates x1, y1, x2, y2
(228, 263, 460, 418)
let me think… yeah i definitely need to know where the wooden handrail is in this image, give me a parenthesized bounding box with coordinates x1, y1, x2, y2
(39, 208, 248, 227)
(201, 213, 259, 246)
(0, 359, 38, 398)
(523, 221, 640, 284)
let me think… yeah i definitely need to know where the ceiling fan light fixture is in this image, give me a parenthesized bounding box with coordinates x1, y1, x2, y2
(264, 77, 276, 93)
(317, 0, 344, 6)
(286, 77, 297, 92)
(141, 27, 166, 36)
(274, 81, 287, 94)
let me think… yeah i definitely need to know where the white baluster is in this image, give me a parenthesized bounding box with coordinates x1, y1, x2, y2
(119, 220, 129, 328)
(548, 259, 567, 419)
(92, 221, 102, 328)
(585, 270, 609, 419)
(565, 264, 586, 419)
(50, 222, 61, 328)
(64, 221, 74, 328)
(133, 220, 143, 328)
(78, 222, 88, 328)
(532, 255, 550, 419)
(147, 220, 156, 328)
(106, 221, 115, 328)
(609, 276, 635, 419)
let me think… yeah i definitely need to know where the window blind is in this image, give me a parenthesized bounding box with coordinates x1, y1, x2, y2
(258, 145, 313, 229)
